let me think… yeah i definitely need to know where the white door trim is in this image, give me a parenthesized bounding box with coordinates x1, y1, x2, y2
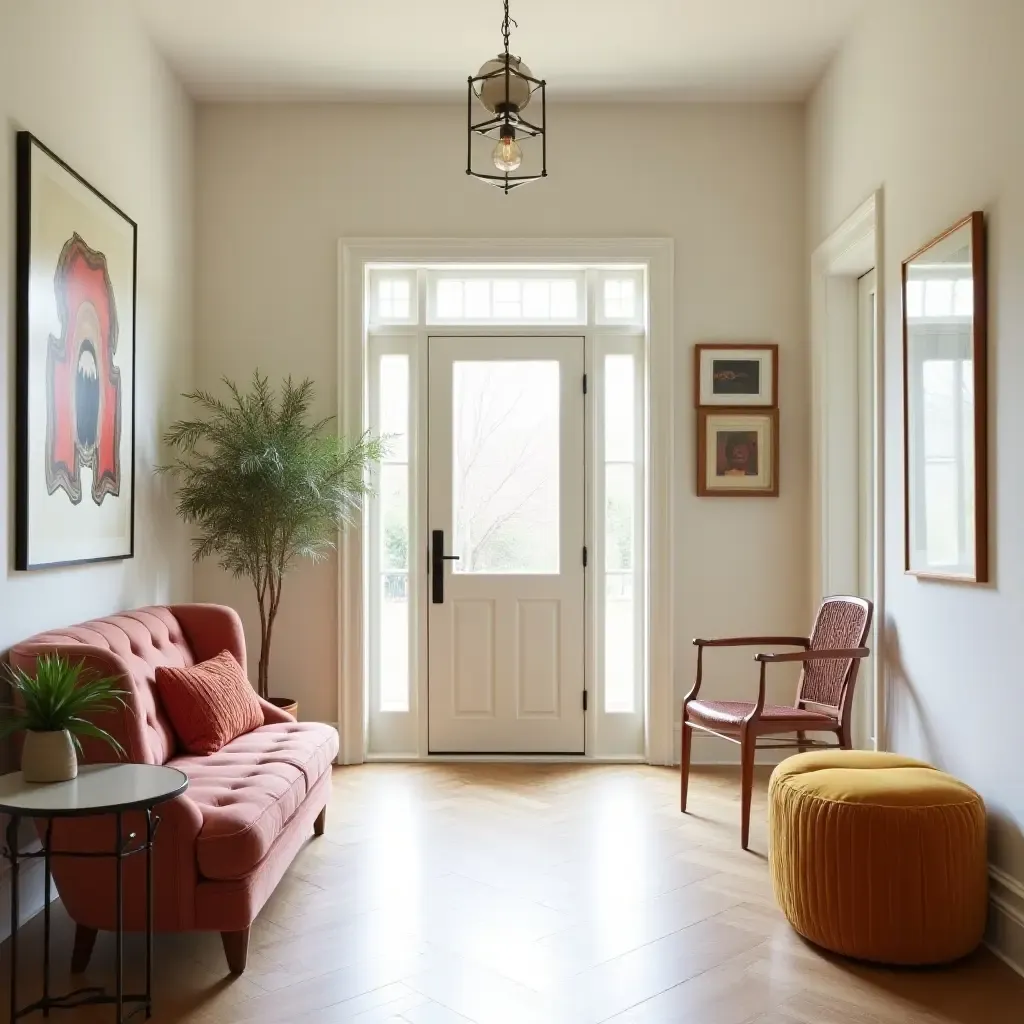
(810, 191, 885, 749)
(339, 238, 675, 765)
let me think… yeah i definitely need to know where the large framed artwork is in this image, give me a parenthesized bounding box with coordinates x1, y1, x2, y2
(16, 132, 136, 570)
(697, 408, 779, 497)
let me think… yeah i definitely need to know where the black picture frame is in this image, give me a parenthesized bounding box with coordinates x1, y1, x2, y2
(15, 131, 137, 570)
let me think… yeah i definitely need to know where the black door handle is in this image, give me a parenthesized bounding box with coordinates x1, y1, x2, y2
(431, 529, 460, 604)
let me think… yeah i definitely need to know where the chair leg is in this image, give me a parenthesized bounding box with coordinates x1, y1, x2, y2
(313, 806, 327, 837)
(796, 730, 808, 754)
(680, 716, 694, 812)
(839, 721, 853, 749)
(221, 928, 251, 975)
(740, 730, 755, 851)
(71, 925, 98, 973)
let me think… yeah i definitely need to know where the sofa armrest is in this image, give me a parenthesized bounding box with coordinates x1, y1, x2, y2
(258, 697, 295, 724)
(8, 643, 151, 764)
(171, 604, 248, 675)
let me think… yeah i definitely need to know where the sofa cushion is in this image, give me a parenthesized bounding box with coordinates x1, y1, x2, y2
(168, 722, 339, 881)
(155, 651, 263, 755)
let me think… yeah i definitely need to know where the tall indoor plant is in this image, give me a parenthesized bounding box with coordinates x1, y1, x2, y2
(160, 372, 386, 708)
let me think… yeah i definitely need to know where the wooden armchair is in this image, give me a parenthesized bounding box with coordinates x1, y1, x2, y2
(680, 595, 873, 849)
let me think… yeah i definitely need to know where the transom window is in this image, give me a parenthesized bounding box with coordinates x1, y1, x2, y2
(428, 272, 583, 324)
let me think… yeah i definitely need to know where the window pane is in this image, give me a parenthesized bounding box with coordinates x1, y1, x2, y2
(380, 465, 408, 571)
(522, 280, 550, 319)
(550, 280, 577, 318)
(492, 280, 521, 318)
(465, 280, 490, 319)
(605, 464, 635, 572)
(453, 360, 560, 573)
(379, 573, 409, 711)
(906, 280, 924, 318)
(603, 278, 636, 320)
(922, 360, 955, 459)
(604, 354, 635, 462)
(924, 279, 953, 317)
(605, 574, 635, 713)
(436, 280, 464, 319)
(924, 461, 958, 566)
(378, 278, 410, 320)
(379, 355, 409, 462)
(954, 278, 974, 316)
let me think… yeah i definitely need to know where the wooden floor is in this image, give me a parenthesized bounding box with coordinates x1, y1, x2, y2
(3, 764, 1022, 1023)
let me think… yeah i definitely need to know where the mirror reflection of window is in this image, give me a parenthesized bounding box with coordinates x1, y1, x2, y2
(904, 214, 985, 581)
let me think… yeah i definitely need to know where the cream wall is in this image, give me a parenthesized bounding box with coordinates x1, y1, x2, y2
(195, 102, 811, 738)
(807, 0, 1024, 961)
(0, 0, 194, 930)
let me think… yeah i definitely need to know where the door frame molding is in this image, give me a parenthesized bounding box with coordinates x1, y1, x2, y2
(339, 238, 675, 765)
(810, 191, 885, 749)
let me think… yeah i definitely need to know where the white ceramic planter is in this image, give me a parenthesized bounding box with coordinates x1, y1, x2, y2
(22, 730, 78, 783)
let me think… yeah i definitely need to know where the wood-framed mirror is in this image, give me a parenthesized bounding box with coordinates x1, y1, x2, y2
(902, 211, 988, 583)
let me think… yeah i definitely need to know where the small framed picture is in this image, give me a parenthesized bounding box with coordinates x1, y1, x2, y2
(697, 409, 779, 497)
(695, 344, 777, 407)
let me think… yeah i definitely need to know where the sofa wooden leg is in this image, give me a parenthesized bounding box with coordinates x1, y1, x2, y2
(71, 925, 98, 973)
(221, 928, 251, 974)
(313, 806, 327, 837)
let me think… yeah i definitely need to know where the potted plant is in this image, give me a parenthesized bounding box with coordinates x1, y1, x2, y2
(160, 372, 386, 714)
(1, 655, 127, 783)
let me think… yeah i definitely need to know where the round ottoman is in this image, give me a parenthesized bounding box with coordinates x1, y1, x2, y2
(768, 750, 987, 965)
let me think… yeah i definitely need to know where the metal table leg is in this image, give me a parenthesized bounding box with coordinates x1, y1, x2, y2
(6, 816, 19, 1024)
(42, 821, 51, 1019)
(145, 810, 153, 1020)
(115, 812, 123, 1024)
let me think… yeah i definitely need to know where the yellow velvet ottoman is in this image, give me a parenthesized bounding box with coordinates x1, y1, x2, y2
(768, 751, 987, 965)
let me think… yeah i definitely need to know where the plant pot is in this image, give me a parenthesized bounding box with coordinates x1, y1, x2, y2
(22, 729, 78, 784)
(268, 697, 298, 719)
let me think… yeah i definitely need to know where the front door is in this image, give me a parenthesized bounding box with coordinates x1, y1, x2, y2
(427, 336, 586, 753)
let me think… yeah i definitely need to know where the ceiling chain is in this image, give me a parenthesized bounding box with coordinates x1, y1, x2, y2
(501, 0, 517, 55)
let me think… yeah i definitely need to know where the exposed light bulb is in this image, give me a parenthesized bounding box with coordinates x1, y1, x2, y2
(493, 133, 522, 173)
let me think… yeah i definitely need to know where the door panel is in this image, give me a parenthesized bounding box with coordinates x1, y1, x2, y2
(428, 336, 585, 753)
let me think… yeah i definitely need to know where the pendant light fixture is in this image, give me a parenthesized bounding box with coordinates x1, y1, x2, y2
(466, 0, 547, 194)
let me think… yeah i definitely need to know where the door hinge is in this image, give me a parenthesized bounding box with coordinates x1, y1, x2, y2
(582, 373, 588, 394)
(582, 545, 588, 567)
(582, 690, 589, 712)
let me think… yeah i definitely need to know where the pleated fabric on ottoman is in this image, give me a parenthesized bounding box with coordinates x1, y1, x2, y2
(768, 750, 987, 965)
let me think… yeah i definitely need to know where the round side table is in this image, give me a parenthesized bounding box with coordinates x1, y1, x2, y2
(0, 763, 188, 1022)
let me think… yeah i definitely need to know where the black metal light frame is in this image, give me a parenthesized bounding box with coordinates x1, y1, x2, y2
(466, 2, 547, 194)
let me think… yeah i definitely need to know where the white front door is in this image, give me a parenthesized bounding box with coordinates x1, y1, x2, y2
(427, 336, 586, 753)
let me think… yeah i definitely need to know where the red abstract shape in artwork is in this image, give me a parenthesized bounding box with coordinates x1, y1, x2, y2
(46, 233, 121, 505)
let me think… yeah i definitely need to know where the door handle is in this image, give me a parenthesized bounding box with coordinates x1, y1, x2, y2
(431, 529, 460, 604)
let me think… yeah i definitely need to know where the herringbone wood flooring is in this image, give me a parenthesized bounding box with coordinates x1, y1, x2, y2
(3, 764, 1022, 1023)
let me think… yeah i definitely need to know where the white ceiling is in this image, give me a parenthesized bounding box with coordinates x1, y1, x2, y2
(136, 0, 869, 103)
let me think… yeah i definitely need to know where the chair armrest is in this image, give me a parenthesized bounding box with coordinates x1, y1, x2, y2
(755, 647, 869, 663)
(693, 636, 809, 648)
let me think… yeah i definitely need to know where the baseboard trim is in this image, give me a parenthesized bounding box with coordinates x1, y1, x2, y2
(987, 865, 1024, 980)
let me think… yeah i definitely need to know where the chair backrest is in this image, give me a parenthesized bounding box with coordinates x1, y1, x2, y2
(797, 596, 873, 720)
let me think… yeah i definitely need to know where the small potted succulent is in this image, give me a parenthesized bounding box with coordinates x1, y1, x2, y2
(1, 655, 127, 783)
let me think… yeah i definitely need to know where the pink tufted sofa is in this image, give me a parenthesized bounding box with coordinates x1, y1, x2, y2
(9, 604, 338, 974)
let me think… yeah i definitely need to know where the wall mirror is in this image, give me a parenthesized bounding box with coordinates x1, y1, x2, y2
(903, 211, 988, 582)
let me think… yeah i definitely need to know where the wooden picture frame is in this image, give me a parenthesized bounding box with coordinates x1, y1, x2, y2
(694, 343, 778, 407)
(902, 211, 988, 583)
(16, 132, 137, 570)
(697, 408, 779, 497)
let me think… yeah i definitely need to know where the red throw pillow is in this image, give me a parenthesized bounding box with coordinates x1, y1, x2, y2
(155, 651, 264, 755)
